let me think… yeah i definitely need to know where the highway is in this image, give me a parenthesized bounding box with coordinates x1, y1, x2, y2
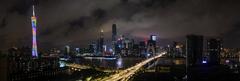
(94, 51, 167, 81)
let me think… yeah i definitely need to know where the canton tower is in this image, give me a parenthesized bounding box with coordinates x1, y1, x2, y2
(31, 5, 38, 58)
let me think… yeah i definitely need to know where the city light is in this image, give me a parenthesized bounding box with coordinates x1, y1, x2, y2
(202, 60, 207, 64)
(2, 1, 240, 81)
(59, 61, 66, 68)
(95, 52, 167, 81)
(117, 58, 123, 68)
(151, 35, 157, 41)
(226, 60, 230, 63)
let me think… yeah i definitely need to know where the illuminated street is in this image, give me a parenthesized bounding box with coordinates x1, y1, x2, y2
(95, 52, 167, 81)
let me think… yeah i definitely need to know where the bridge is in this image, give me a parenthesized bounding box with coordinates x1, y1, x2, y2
(66, 63, 121, 73)
(94, 51, 167, 81)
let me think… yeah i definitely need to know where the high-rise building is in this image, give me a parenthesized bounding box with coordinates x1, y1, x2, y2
(98, 29, 104, 55)
(172, 41, 184, 57)
(121, 38, 132, 56)
(147, 35, 157, 56)
(112, 24, 117, 55)
(31, 5, 38, 58)
(132, 44, 140, 56)
(186, 35, 203, 66)
(139, 41, 147, 56)
(112, 24, 117, 41)
(64, 45, 70, 56)
(88, 44, 94, 53)
(207, 38, 222, 65)
(89, 43, 97, 55)
(115, 35, 123, 54)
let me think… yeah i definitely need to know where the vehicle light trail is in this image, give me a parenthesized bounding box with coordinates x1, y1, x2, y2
(95, 51, 167, 81)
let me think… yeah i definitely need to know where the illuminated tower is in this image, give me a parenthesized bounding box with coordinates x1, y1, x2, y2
(31, 5, 38, 58)
(100, 29, 104, 53)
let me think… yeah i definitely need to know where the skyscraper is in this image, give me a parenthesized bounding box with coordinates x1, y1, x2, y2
(139, 41, 147, 56)
(112, 24, 117, 41)
(186, 35, 203, 66)
(98, 29, 104, 55)
(64, 45, 70, 56)
(112, 24, 117, 55)
(31, 5, 38, 58)
(147, 35, 157, 56)
(207, 38, 222, 65)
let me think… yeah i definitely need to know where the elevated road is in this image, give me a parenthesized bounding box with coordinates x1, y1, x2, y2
(94, 52, 167, 81)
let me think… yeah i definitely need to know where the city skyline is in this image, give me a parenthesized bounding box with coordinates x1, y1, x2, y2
(1, 0, 240, 81)
(1, 0, 240, 50)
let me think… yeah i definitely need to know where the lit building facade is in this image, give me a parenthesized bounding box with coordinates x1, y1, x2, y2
(147, 35, 157, 56)
(207, 38, 222, 65)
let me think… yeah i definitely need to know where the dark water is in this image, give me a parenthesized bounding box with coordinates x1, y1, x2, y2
(71, 57, 145, 69)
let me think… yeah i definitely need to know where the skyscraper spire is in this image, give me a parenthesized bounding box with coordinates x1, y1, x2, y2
(32, 5, 35, 16)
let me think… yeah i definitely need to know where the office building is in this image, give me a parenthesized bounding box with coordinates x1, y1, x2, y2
(97, 29, 104, 55)
(112, 24, 117, 55)
(147, 35, 157, 56)
(64, 45, 70, 56)
(112, 24, 117, 41)
(207, 38, 222, 65)
(139, 41, 147, 57)
(186, 35, 203, 66)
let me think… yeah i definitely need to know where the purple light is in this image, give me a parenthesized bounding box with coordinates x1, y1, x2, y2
(226, 60, 230, 63)
(109, 48, 113, 52)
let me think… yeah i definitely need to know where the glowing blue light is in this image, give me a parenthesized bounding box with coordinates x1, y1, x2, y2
(118, 45, 121, 48)
(147, 53, 151, 57)
(109, 48, 113, 52)
(59, 61, 66, 68)
(202, 60, 207, 64)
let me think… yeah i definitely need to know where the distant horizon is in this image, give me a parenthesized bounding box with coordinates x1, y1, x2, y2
(0, 35, 239, 51)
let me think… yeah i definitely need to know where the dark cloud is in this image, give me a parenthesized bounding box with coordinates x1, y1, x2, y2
(0, 17, 7, 28)
(8, 0, 33, 15)
(91, 8, 107, 20)
(223, 22, 240, 48)
(0, 0, 240, 50)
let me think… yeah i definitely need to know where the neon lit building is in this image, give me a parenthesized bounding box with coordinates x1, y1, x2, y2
(31, 5, 38, 58)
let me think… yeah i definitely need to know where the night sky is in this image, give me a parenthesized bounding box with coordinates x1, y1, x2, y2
(0, 0, 240, 50)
